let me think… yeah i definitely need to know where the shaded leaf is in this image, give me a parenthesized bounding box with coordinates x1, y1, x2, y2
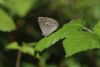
(45, 65, 57, 67)
(22, 62, 36, 67)
(66, 58, 80, 67)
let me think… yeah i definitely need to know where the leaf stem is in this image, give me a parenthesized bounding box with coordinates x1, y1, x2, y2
(82, 26, 93, 33)
(16, 51, 21, 67)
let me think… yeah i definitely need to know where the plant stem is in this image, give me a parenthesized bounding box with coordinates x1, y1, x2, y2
(82, 26, 93, 33)
(16, 51, 21, 67)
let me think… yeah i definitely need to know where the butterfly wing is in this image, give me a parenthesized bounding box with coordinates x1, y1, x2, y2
(38, 17, 59, 36)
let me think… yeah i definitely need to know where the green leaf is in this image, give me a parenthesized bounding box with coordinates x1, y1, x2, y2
(93, 21, 100, 36)
(35, 19, 84, 52)
(6, 42, 35, 56)
(63, 32, 100, 57)
(20, 44, 35, 56)
(66, 58, 80, 67)
(45, 65, 57, 67)
(0, 9, 16, 32)
(6, 42, 20, 50)
(0, 0, 5, 4)
(4, 0, 37, 17)
(22, 62, 36, 67)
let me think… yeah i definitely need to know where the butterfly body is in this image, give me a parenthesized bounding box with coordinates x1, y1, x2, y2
(38, 17, 59, 36)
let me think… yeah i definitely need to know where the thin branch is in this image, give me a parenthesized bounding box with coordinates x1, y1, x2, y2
(16, 51, 22, 67)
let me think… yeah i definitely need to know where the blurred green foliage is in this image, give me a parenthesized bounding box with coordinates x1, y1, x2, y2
(0, 0, 100, 67)
(0, 9, 15, 32)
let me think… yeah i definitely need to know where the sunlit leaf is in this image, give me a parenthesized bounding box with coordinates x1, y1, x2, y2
(93, 21, 100, 36)
(6, 42, 35, 56)
(0, 0, 5, 4)
(35, 19, 84, 52)
(4, 0, 37, 17)
(6, 42, 20, 50)
(0, 9, 16, 32)
(20, 44, 35, 56)
(63, 32, 100, 57)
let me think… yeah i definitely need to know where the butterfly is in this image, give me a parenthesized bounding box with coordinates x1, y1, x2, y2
(38, 17, 59, 37)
